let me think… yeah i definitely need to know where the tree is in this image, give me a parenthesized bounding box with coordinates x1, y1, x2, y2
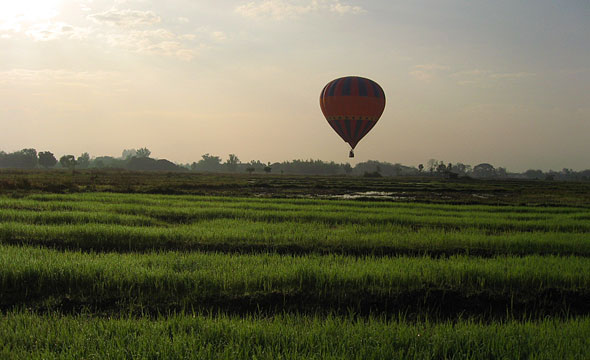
(343, 163, 353, 175)
(248, 160, 266, 172)
(0, 149, 39, 169)
(427, 159, 438, 173)
(136, 147, 151, 158)
(225, 154, 240, 172)
(418, 164, 424, 173)
(38, 151, 57, 169)
(59, 155, 77, 170)
(77, 152, 90, 168)
(20, 149, 38, 168)
(454, 163, 468, 175)
(92, 156, 125, 169)
(264, 166, 272, 174)
(122, 149, 137, 159)
(472, 163, 496, 178)
(195, 154, 223, 172)
(127, 157, 187, 172)
(524, 169, 544, 180)
(246, 167, 255, 174)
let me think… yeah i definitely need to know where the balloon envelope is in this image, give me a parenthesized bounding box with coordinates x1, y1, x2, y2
(319, 76, 386, 150)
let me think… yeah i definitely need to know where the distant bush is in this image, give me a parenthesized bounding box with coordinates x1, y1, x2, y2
(126, 157, 187, 172)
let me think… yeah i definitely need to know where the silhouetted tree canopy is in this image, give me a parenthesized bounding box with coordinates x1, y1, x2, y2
(343, 163, 353, 175)
(427, 159, 438, 173)
(127, 157, 187, 172)
(473, 163, 496, 178)
(136, 148, 151, 158)
(524, 169, 544, 180)
(59, 155, 76, 170)
(0, 149, 38, 169)
(77, 153, 90, 169)
(38, 151, 57, 169)
(1, 147, 590, 181)
(92, 156, 126, 169)
(121, 149, 137, 160)
(354, 161, 415, 177)
(225, 154, 240, 172)
(192, 154, 223, 172)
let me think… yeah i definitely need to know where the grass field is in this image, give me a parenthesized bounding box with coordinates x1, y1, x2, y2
(2, 312, 589, 360)
(1, 174, 589, 358)
(2, 168, 590, 206)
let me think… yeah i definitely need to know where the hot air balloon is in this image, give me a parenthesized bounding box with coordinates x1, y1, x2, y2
(319, 76, 386, 158)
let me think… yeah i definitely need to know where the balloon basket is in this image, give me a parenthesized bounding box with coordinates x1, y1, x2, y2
(349, 150, 354, 158)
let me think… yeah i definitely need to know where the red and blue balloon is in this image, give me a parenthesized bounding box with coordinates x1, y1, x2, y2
(320, 76, 386, 157)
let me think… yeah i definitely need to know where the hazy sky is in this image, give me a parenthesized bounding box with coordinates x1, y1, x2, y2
(1, 0, 589, 171)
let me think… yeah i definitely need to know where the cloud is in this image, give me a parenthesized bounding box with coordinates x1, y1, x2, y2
(0, 69, 123, 88)
(88, 9, 161, 27)
(409, 64, 450, 81)
(235, 0, 365, 20)
(78, 0, 94, 12)
(413, 64, 451, 71)
(489, 72, 536, 80)
(328, 2, 364, 15)
(87, 8, 213, 61)
(210, 31, 227, 42)
(408, 66, 536, 84)
(180, 34, 197, 40)
(25, 22, 90, 41)
(193, 27, 228, 42)
(103, 29, 198, 61)
(451, 69, 536, 86)
(2, 5, 225, 62)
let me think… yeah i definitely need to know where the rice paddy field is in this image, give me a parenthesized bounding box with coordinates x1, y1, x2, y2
(1, 171, 589, 359)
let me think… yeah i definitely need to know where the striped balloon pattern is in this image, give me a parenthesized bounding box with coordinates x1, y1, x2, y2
(320, 76, 386, 150)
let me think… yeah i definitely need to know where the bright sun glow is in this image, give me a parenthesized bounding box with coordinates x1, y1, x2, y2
(0, 0, 62, 23)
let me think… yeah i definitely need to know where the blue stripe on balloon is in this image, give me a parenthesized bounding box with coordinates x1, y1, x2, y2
(342, 77, 353, 95)
(328, 79, 340, 96)
(344, 119, 352, 140)
(370, 81, 382, 98)
(330, 120, 346, 140)
(352, 119, 363, 142)
(358, 78, 368, 96)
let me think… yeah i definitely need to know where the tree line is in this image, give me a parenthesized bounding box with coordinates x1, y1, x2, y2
(1, 148, 589, 181)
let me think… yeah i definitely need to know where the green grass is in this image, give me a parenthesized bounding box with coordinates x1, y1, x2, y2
(1, 188, 589, 358)
(3, 221, 590, 257)
(1, 244, 589, 317)
(1, 193, 589, 257)
(1, 312, 589, 360)
(5, 193, 589, 232)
